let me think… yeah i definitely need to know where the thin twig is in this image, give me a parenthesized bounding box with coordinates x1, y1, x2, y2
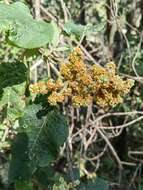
(35, 0, 41, 20)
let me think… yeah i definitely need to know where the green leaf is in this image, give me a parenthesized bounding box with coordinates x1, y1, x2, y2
(46, 110, 69, 148)
(0, 62, 27, 91)
(19, 105, 69, 168)
(0, 83, 26, 106)
(64, 20, 93, 37)
(0, 62, 27, 120)
(15, 181, 33, 190)
(34, 166, 56, 188)
(7, 105, 24, 121)
(64, 21, 86, 37)
(50, 22, 60, 47)
(0, 2, 60, 48)
(19, 104, 43, 129)
(8, 133, 32, 183)
(0, 62, 27, 123)
(78, 177, 109, 190)
(139, 184, 143, 190)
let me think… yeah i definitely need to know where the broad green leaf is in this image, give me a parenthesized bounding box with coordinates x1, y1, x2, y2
(15, 181, 33, 190)
(64, 21, 86, 37)
(0, 84, 26, 120)
(0, 61, 27, 123)
(0, 2, 59, 48)
(46, 110, 69, 148)
(9, 20, 55, 49)
(0, 62, 27, 91)
(64, 20, 94, 37)
(7, 106, 24, 121)
(19, 105, 52, 167)
(50, 22, 60, 47)
(0, 61, 27, 102)
(0, 2, 32, 22)
(77, 177, 109, 190)
(34, 166, 56, 188)
(19, 104, 43, 129)
(0, 84, 26, 106)
(8, 133, 32, 183)
(19, 105, 69, 168)
(0, 62, 27, 120)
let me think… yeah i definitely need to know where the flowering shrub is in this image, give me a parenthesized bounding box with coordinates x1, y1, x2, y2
(0, 1, 142, 190)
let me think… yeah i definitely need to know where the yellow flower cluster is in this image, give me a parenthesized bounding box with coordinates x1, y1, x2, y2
(30, 47, 134, 107)
(60, 47, 93, 106)
(30, 79, 65, 105)
(91, 63, 134, 106)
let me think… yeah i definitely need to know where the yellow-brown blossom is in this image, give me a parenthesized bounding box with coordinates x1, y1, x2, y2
(47, 79, 63, 91)
(30, 81, 48, 94)
(60, 64, 72, 80)
(30, 47, 134, 107)
(72, 94, 92, 107)
(91, 63, 134, 106)
(48, 91, 65, 105)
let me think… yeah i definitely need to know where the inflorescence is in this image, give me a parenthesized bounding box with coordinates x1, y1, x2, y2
(30, 47, 134, 107)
